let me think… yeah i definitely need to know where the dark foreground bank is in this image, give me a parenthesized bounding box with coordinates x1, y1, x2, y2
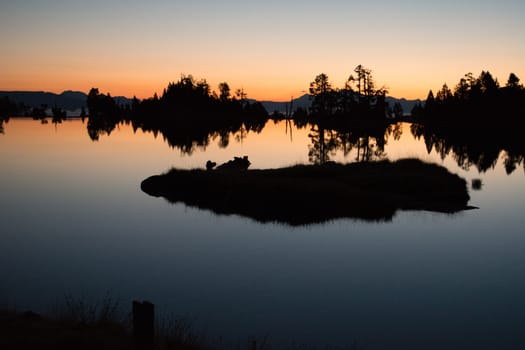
(0, 309, 207, 350)
(0, 311, 129, 350)
(141, 158, 473, 225)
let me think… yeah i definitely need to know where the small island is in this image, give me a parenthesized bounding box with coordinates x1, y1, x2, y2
(141, 158, 473, 225)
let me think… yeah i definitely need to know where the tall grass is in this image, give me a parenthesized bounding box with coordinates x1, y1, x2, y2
(58, 292, 124, 327)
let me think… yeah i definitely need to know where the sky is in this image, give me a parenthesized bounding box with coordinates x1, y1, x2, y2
(1, 0, 524, 101)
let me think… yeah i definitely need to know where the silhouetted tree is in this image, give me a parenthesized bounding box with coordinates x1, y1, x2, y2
(0, 96, 21, 119)
(86, 88, 121, 140)
(419, 70, 525, 126)
(309, 73, 334, 118)
(435, 83, 453, 103)
(342, 65, 388, 118)
(235, 88, 247, 107)
(87, 88, 119, 118)
(308, 66, 388, 121)
(454, 75, 472, 102)
(478, 71, 499, 93)
(506, 73, 522, 89)
(352, 65, 368, 97)
(425, 90, 435, 105)
(218, 82, 231, 101)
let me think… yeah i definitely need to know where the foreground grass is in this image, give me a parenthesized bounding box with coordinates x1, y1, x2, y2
(1, 307, 362, 350)
(141, 158, 473, 225)
(0, 308, 204, 350)
(0, 309, 133, 350)
(2, 306, 350, 350)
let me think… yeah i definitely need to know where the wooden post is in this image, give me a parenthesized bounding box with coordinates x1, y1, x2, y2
(133, 300, 154, 347)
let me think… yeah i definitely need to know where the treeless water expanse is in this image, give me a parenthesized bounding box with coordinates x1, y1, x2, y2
(1, 118, 524, 349)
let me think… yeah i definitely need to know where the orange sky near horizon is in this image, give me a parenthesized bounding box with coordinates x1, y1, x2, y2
(1, 1, 524, 101)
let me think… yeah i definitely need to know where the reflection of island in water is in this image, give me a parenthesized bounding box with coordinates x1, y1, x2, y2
(141, 158, 473, 226)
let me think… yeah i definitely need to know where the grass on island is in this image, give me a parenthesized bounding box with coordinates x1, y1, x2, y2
(141, 158, 473, 225)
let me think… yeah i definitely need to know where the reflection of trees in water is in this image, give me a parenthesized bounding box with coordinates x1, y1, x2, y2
(87, 116, 120, 141)
(410, 123, 525, 174)
(411, 71, 525, 175)
(99, 75, 270, 153)
(124, 117, 268, 155)
(86, 111, 524, 176)
(307, 121, 403, 164)
(0, 115, 8, 134)
(84, 78, 269, 151)
(86, 88, 122, 141)
(307, 125, 338, 164)
(51, 107, 67, 126)
(503, 152, 524, 174)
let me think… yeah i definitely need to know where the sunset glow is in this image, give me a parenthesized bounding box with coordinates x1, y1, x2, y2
(1, 0, 524, 100)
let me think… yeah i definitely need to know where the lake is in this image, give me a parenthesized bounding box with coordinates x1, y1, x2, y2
(1, 117, 524, 349)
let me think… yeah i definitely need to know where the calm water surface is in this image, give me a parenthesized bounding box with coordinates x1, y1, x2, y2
(1, 118, 524, 349)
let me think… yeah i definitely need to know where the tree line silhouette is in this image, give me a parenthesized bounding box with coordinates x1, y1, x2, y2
(86, 75, 268, 150)
(307, 65, 389, 123)
(82, 67, 397, 159)
(0, 95, 72, 126)
(298, 65, 396, 164)
(2, 68, 523, 173)
(409, 71, 525, 174)
(85, 67, 397, 161)
(411, 71, 525, 123)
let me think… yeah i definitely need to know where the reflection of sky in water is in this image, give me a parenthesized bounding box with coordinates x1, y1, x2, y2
(0, 119, 524, 349)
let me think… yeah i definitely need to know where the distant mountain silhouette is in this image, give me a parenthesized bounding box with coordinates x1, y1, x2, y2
(113, 96, 134, 107)
(0, 91, 87, 111)
(385, 97, 423, 116)
(0, 91, 133, 115)
(259, 94, 422, 115)
(259, 94, 312, 114)
(0, 90, 422, 117)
